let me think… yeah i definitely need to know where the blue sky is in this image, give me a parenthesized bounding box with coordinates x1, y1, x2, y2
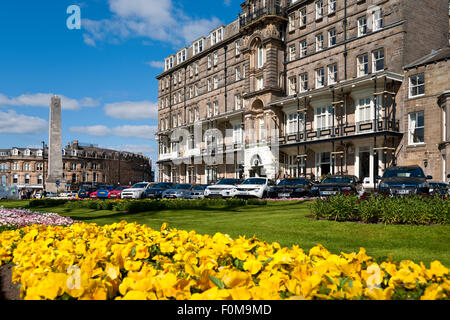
(0, 0, 241, 167)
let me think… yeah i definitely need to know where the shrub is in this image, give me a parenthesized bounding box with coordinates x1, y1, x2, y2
(28, 199, 68, 208)
(63, 198, 267, 214)
(311, 194, 450, 225)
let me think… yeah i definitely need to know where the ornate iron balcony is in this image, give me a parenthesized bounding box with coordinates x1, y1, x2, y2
(239, 5, 285, 28)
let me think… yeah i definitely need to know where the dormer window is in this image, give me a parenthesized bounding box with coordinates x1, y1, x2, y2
(72, 149, 78, 157)
(210, 27, 224, 46)
(177, 48, 187, 64)
(165, 56, 175, 71)
(36, 149, 43, 157)
(193, 38, 204, 55)
(24, 149, 31, 156)
(62, 149, 66, 156)
(12, 149, 19, 156)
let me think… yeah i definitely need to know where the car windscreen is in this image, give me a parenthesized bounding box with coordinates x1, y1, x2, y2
(242, 178, 266, 185)
(173, 184, 191, 189)
(193, 185, 207, 190)
(132, 183, 148, 189)
(216, 179, 239, 185)
(383, 168, 425, 178)
(322, 177, 355, 184)
(153, 183, 172, 189)
(278, 179, 308, 186)
(114, 187, 127, 191)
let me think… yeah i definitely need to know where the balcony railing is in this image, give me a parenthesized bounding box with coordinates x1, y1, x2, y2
(279, 119, 401, 145)
(239, 5, 285, 28)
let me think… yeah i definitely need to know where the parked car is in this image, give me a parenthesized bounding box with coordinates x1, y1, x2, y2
(267, 178, 313, 198)
(44, 192, 59, 199)
(311, 175, 361, 197)
(234, 177, 274, 199)
(145, 183, 174, 199)
(162, 184, 193, 199)
(90, 191, 98, 199)
(96, 186, 116, 199)
(108, 186, 131, 199)
(204, 179, 242, 198)
(428, 182, 450, 196)
(78, 188, 97, 199)
(121, 182, 153, 199)
(59, 191, 75, 199)
(184, 185, 209, 199)
(378, 166, 431, 196)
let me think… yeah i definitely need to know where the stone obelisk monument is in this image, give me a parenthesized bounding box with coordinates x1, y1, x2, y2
(46, 96, 64, 193)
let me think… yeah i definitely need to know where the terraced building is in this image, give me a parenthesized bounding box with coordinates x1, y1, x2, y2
(156, 0, 450, 185)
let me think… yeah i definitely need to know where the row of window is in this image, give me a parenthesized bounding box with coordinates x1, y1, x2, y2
(165, 27, 226, 71)
(1, 162, 44, 172)
(160, 94, 246, 131)
(162, 41, 245, 92)
(4, 149, 44, 157)
(6, 174, 44, 185)
(161, 64, 246, 109)
(288, 14, 382, 62)
(288, 0, 337, 32)
(287, 49, 384, 94)
(288, 1, 382, 34)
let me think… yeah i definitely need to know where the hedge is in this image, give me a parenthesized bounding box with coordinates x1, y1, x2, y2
(310, 194, 450, 225)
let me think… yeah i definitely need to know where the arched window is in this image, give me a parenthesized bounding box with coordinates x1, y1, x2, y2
(37, 174, 43, 185)
(13, 174, 18, 184)
(25, 174, 30, 184)
(1, 175, 6, 186)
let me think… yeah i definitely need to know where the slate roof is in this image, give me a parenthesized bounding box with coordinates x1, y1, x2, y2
(404, 46, 450, 70)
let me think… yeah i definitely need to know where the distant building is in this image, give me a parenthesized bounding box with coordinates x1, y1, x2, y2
(0, 140, 154, 191)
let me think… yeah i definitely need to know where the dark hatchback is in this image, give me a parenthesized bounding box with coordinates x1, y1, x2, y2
(78, 187, 97, 199)
(378, 166, 431, 196)
(145, 182, 174, 199)
(267, 178, 312, 198)
(311, 175, 361, 197)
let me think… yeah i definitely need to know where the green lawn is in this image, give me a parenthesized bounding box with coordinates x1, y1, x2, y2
(1, 200, 449, 266)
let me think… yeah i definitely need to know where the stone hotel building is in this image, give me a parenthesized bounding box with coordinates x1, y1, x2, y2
(156, 0, 450, 185)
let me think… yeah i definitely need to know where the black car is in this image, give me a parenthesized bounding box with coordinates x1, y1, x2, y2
(78, 187, 97, 199)
(378, 166, 432, 196)
(267, 178, 312, 198)
(145, 182, 174, 199)
(311, 175, 361, 197)
(428, 182, 450, 196)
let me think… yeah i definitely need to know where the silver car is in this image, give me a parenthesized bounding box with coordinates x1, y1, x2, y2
(184, 185, 209, 199)
(162, 184, 193, 199)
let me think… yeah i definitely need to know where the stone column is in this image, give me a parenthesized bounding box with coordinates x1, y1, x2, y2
(46, 96, 64, 193)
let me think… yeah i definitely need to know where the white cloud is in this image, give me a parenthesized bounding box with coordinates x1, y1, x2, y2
(145, 61, 165, 69)
(70, 125, 111, 137)
(0, 110, 48, 134)
(70, 125, 157, 140)
(113, 125, 157, 139)
(104, 101, 158, 120)
(0, 93, 100, 110)
(82, 0, 222, 47)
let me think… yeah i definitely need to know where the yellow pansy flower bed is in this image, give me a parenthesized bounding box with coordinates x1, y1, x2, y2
(0, 221, 448, 300)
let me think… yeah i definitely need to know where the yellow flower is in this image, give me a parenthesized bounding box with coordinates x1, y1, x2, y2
(222, 271, 250, 288)
(122, 290, 148, 300)
(243, 258, 263, 275)
(230, 287, 251, 300)
(420, 284, 447, 300)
